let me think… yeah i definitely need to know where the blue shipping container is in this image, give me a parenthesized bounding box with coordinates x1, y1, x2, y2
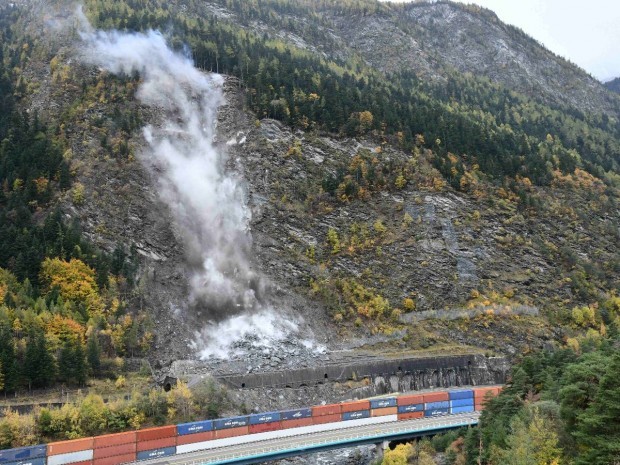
(213, 416, 249, 430)
(450, 405, 475, 414)
(0, 446, 47, 463)
(449, 389, 474, 400)
(177, 419, 213, 435)
(397, 403, 424, 413)
(4, 458, 46, 465)
(450, 398, 474, 408)
(280, 408, 312, 420)
(370, 398, 397, 409)
(342, 410, 370, 421)
(424, 408, 449, 417)
(137, 447, 177, 461)
(425, 401, 450, 410)
(249, 412, 281, 425)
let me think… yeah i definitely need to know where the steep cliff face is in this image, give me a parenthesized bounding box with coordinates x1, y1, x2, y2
(606, 77, 620, 94)
(5, 0, 619, 368)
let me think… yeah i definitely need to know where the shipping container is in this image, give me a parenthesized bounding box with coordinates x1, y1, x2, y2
(371, 407, 398, 417)
(397, 394, 423, 406)
(136, 425, 176, 442)
(176, 420, 213, 436)
(448, 389, 474, 400)
(46, 449, 94, 465)
(397, 403, 424, 413)
(423, 392, 449, 403)
(47, 438, 94, 456)
(280, 408, 312, 420)
(213, 416, 249, 430)
(136, 437, 175, 453)
(2, 458, 47, 465)
(249, 412, 281, 425)
(136, 446, 176, 461)
(311, 404, 341, 417)
(176, 431, 214, 445)
(397, 411, 424, 421)
(342, 410, 370, 421)
(369, 398, 397, 409)
(340, 400, 370, 413)
(311, 413, 341, 425)
(93, 442, 136, 459)
(424, 408, 449, 417)
(0, 445, 46, 462)
(93, 431, 136, 449)
(475, 403, 485, 411)
(280, 418, 314, 429)
(425, 401, 450, 410)
(214, 426, 249, 439)
(473, 388, 496, 404)
(450, 398, 474, 408)
(450, 405, 475, 414)
(248, 422, 282, 434)
(92, 453, 136, 465)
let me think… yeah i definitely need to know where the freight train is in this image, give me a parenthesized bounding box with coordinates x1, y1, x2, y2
(0, 386, 501, 465)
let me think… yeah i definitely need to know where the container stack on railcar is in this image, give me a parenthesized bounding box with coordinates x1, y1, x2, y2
(0, 385, 503, 464)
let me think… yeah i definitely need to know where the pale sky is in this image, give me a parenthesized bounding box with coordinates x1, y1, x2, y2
(382, 0, 620, 82)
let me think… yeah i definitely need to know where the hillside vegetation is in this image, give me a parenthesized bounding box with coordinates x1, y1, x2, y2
(0, 0, 618, 439)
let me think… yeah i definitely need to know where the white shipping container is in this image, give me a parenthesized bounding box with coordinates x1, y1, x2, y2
(176, 414, 399, 454)
(46, 449, 94, 465)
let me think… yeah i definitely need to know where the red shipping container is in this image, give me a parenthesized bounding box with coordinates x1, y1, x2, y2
(371, 407, 398, 417)
(281, 418, 313, 429)
(249, 422, 282, 434)
(214, 426, 249, 439)
(397, 394, 424, 406)
(398, 411, 424, 421)
(176, 431, 215, 445)
(94, 431, 137, 449)
(312, 404, 342, 417)
(312, 414, 341, 425)
(94, 453, 137, 465)
(340, 400, 370, 413)
(48, 437, 94, 455)
(93, 442, 136, 459)
(136, 436, 176, 452)
(475, 403, 485, 411)
(493, 387, 502, 395)
(136, 425, 176, 442)
(474, 388, 496, 404)
(423, 391, 449, 403)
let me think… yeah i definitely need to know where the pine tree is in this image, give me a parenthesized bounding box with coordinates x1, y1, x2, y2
(23, 330, 56, 390)
(87, 333, 101, 377)
(573, 352, 620, 464)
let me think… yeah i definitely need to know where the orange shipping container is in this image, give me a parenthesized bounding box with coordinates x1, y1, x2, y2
(94, 431, 137, 449)
(340, 400, 370, 413)
(475, 403, 485, 411)
(281, 418, 313, 429)
(312, 414, 341, 425)
(136, 425, 176, 442)
(312, 404, 342, 417)
(397, 394, 424, 406)
(474, 388, 496, 404)
(48, 437, 94, 456)
(423, 392, 449, 403)
(176, 431, 214, 445)
(249, 422, 282, 434)
(371, 407, 398, 417)
(136, 437, 176, 452)
(94, 453, 137, 465)
(214, 426, 249, 439)
(398, 411, 424, 421)
(93, 442, 136, 459)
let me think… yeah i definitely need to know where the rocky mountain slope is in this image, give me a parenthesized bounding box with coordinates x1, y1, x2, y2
(606, 77, 620, 94)
(1, 0, 619, 371)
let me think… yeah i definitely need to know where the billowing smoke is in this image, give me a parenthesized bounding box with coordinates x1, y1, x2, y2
(79, 19, 296, 358)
